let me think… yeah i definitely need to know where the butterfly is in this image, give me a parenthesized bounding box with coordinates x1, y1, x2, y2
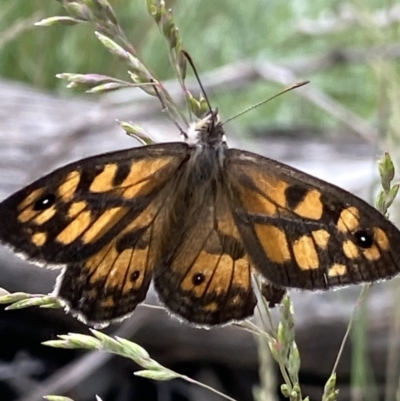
(0, 109, 399, 327)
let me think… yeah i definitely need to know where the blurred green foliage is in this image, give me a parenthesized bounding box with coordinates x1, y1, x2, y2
(1, 0, 399, 135)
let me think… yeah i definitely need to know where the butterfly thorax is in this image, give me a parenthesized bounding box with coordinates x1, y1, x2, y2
(159, 133, 229, 252)
(192, 110, 227, 149)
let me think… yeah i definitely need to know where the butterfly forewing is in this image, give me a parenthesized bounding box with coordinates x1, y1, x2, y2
(0, 144, 188, 262)
(0, 143, 189, 324)
(226, 149, 400, 289)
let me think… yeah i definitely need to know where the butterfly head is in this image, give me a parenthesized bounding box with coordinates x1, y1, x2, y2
(186, 109, 227, 148)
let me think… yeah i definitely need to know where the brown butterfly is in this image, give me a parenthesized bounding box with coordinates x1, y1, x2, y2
(0, 110, 399, 327)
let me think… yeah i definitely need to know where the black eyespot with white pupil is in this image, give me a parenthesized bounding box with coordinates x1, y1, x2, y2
(33, 193, 57, 211)
(353, 230, 374, 248)
(130, 271, 140, 281)
(192, 273, 205, 285)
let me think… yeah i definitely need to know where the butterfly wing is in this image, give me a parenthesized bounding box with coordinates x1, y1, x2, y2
(226, 149, 400, 289)
(153, 168, 256, 326)
(0, 143, 189, 325)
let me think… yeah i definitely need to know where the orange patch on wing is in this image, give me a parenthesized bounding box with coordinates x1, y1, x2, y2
(121, 157, 174, 199)
(58, 171, 81, 201)
(56, 210, 92, 244)
(363, 245, 381, 261)
(18, 209, 36, 223)
(293, 190, 323, 220)
(293, 235, 319, 270)
(239, 189, 277, 214)
(17, 209, 35, 223)
(230, 257, 252, 292)
(259, 179, 289, 208)
(343, 240, 359, 259)
(82, 207, 128, 243)
(31, 232, 47, 246)
(311, 229, 330, 249)
(255, 224, 291, 263)
(238, 165, 290, 211)
(328, 263, 347, 277)
(374, 227, 389, 250)
(68, 201, 88, 218)
(89, 164, 118, 193)
(337, 207, 360, 232)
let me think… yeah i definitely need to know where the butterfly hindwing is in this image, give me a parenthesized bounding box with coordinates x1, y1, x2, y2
(226, 149, 400, 289)
(0, 143, 189, 324)
(153, 151, 257, 325)
(55, 220, 154, 325)
(55, 198, 168, 325)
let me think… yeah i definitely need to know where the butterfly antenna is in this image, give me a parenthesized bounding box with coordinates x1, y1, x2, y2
(182, 50, 213, 114)
(222, 81, 310, 125)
